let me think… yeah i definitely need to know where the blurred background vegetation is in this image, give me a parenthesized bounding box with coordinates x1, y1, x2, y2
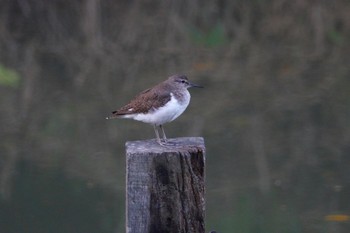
(0, 0, 350, 232)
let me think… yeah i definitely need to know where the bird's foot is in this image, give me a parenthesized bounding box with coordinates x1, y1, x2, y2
(156, 138, 167, 146)
(156, 138, 177, 147)
(161, 139, 180, 147)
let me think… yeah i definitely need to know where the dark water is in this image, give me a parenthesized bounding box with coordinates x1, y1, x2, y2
(0, 161, 120, 233)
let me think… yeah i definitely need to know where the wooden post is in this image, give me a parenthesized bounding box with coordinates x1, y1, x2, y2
(126, 137, 205, 233)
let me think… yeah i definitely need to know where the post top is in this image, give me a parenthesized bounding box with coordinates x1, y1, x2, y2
(126, 137, 205, 154)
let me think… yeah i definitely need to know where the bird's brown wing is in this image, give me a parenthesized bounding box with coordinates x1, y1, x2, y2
(108, 87, 171, 118)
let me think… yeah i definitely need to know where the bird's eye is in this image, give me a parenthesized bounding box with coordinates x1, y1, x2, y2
(181, 80, 186, 83)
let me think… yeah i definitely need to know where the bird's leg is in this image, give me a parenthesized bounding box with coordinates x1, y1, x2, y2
(159, 125, 168, 143)
(153, 124, 164, 145)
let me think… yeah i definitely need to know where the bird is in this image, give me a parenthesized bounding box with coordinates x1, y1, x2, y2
(106, 74, 202, 145)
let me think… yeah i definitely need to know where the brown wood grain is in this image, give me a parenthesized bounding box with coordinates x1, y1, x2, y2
(126, 137, 206, 233)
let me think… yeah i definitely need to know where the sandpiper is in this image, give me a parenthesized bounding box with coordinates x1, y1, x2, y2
(106, 74, 202, 145)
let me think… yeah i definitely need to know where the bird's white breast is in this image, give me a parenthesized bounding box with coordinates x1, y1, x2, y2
(126, 92, 190, 125)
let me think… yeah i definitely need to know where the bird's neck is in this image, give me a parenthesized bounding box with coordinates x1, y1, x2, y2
(172, 89, 190, 104)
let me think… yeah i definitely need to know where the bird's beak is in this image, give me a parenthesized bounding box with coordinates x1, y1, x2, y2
(189, 82, 203, 88)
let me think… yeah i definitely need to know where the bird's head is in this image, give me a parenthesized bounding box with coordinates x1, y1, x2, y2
(169, 74, 203, 89)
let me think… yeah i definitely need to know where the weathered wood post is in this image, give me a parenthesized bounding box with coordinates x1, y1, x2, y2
(126, 137, 205, 233)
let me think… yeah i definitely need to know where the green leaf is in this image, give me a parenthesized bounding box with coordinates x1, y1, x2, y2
(0, 64, 20, 88)
(190, 23, 227, 47)
(328, 30, 344, 45)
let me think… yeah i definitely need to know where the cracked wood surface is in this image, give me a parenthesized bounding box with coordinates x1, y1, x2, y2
(126, 137, 206, 233)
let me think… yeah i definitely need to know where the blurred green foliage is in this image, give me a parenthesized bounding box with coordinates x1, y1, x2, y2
(328, 30, 344, 45)
(190, 24, 227, 47)
(0, 65, 20, 88)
